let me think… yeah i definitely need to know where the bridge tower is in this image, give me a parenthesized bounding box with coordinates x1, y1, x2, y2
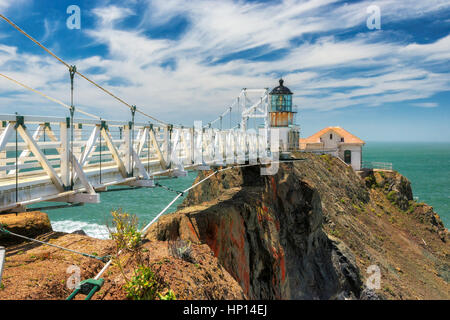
(268, 79, 299, 151)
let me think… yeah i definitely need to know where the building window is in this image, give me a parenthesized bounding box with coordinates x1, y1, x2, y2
(329, 134, 333, 140)
(341, 137, 344, 142)
(344, 150, 351, 164)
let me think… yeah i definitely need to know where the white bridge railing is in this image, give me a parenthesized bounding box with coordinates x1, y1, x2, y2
(0, 114, 270, 213)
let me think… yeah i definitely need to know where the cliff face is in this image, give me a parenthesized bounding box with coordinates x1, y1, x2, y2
(148, 161, 364, 299)
(148, 153, 449, 300)
(2, 154, 448, 300)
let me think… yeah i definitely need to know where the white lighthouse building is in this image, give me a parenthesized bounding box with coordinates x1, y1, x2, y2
(268, 79, 299, 151)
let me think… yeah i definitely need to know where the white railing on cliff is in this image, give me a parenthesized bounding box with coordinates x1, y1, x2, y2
(362, 161, 393, 170)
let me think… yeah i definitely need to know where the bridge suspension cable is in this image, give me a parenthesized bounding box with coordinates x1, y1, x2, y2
(204, 96, 239, 129)
(0, 72, 100, 119)
(0, 14, 168, 126)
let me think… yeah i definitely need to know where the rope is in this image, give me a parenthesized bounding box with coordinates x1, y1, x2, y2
(204, 97, 239, 128)
(0, 14, 168, 126)
(154, 182, 184, 196)
(0, 72, 99, 119)
(0, 225, 109, 262)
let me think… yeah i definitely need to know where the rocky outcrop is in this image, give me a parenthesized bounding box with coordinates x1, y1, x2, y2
(0, 211, 52, 244)
(360, 169, 413, 210)
(148, 163, 364, 299)
(360, 169, 447, 242)
(148, 152, 449, 300)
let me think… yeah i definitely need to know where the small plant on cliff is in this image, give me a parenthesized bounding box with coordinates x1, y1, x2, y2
(124, 265, 162, 300)
(364, 175, 377, 189)
(406, 201, 416, 214)
(107, 209, 142, 252)
(387, 191, 397, 203)
(168, 239, 196, 263)
(107, 209, 144, 285)
(158, 289, 177, 300)
(352, 203, 362, 213)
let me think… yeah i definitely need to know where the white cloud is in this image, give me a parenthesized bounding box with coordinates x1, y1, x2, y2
(0, 0, 449, 123)
(92, 5, 135, 27)
(411, 102, 438, 108)
(401, 35, 450, 61)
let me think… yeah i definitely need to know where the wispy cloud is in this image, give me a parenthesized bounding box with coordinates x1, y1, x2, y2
(411, 102, 438, 108)
(0, 0, 448, 124)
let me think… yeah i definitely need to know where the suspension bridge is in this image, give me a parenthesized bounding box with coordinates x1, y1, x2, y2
(0, 13, 305, 300)
(0, 14, 284, 214)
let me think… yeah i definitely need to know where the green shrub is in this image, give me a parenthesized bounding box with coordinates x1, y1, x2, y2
(387, 191, 397, 202)
(158, 289, 177, 300)
(108, 209, 142, 251)
(364, 175, 377, 189)
(124, 265, 161, 300)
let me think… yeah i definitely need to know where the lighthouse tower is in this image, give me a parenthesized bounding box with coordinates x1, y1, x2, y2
(269, 79, 299, 151)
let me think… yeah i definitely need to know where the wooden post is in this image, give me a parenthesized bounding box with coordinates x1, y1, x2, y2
(123, 123, 133, 176)
(60, 120, 70, 188)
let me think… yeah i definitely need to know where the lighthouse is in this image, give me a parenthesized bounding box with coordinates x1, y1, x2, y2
(269, 79, 299, 151)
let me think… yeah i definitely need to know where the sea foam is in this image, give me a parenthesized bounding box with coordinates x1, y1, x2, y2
(51, 220, 110, 240)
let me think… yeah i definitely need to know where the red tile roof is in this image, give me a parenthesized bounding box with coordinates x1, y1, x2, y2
(300, 127, 365, 145)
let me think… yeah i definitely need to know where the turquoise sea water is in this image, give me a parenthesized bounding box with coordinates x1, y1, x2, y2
(34, 172, 197, 239)
(32, 142, 449, 238)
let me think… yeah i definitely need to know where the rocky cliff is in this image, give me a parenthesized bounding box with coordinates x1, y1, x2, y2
(0, 214, 245, 300)
(1, 153, 448, 300)
(147, 153, 449, 300)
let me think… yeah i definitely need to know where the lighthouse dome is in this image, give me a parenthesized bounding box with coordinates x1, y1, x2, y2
(270, 79, 293, 95)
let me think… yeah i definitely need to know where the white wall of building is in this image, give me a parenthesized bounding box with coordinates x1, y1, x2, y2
(338, 145, 362, 170)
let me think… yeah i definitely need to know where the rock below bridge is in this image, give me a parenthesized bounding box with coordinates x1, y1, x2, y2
(147, 163, 363, 299)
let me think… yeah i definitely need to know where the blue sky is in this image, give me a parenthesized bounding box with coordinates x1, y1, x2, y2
(0, 0, 449, 141)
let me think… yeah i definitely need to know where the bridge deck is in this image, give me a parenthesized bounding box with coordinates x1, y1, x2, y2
(0, 114, 267, 212)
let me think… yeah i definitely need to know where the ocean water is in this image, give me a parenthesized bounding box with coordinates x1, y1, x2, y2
(363, 142, 450, 228)
(30, 172, 198, 239)
(30, 142, 449, 239)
